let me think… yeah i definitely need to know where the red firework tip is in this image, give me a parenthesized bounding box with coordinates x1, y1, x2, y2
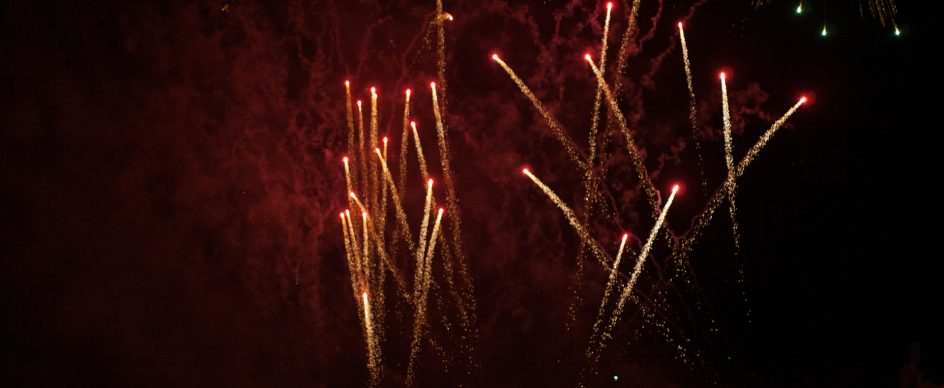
(622, 233, 629, 240)
(362, 211, 367, 218)
(349, 192, 357, 198)
(356, 100, 362, 106)
(340, 212, 345, 218)
(430, 81, 436, 88)
(522, 168, 530, 175)
(410, 120, 416, 126)
(345, 209, 351, 215)
(607, 2, 613, 10)
(342, 156, 349, 163)
(383, 136, 388, 143)
(405, 88, 411, 95)
(491, 53, 499, 61)
(344, 80, 350, 87)
(374, 147, 381, 153)
(438, 207, 445, 214)
(428, 178, 434, 186)
(799, 96, 808, 104)
(672, 184, 681, 193)
(362, 291, 368, 299)
(584, 53, 593, 62)
(678, 21, 683, 29)
(370, 86, 376, 94)
(719, 71, 726, 80)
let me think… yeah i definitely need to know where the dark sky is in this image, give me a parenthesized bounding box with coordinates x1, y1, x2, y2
(1, 0, 939, 386)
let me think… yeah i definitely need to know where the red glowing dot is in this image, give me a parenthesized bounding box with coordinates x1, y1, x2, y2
(799, 96, 808, 104)
(607, 2, 613, 10)
(672, 184, 680, 193)
(356, 100, 362, 106)
(428, 179, 434, 187)
(375, 147, 381, 153)
(362, 211, 367, 218)
(522, 168, 530, 175)
(344, 80, 350, 87)
(491, 53, 499, 61)
(370, 86, 376, 94)
(342, 156, 349, 164)
(622, 233, 629, 240)
(719, 71, 726, 80)
(584, 53, 593, 62)
(383, 136, 388, 143)
(405, 88, 411, 95)
(438, 208, 445, 214)
(340, 212, 345, 218)
(410, 120, 416, 126)
(678, 21, 683, 29)
(430, 81, 436, 88)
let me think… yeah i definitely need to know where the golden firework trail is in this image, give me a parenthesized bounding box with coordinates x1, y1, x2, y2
(594, 185, 679, 360)
(430, 81, 476, 333)
(345, 81, 357, 190)
(357, 99, 367, 195)
(406, 207, 444, 385)
(588, 2, 613, 167)
(679, 22, 708, 193)
(491, 55, 587, 171)
(720, 72, 742, 255)
(415, 179, 435, 301)
(369, 88, 379, 216)
(587, 232, 629, 359)
(677, 97, 807, 258)
(362, 291, 380, 385)
(340, 212, 361, 299)
(585, 55, 660, 213)
(375, 148, 414, 254)
(348, 191, 366, 214)
(410, 121, 430, 180)
(522, 168, 613, 270)
(399, 89, 412, 198)
(612, 0, 642, 96)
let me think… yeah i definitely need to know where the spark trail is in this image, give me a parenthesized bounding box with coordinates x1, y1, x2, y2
(587, 233, 630, 360)
(431, 81, 476, 335)
(345, 81, 357, 191)
(363, 291, 380, 385)
(676, 97, 807, 258)
(585, 55, 660, 213)
(720, 72, 742, 255)
(594, 185, 679, 361)
(522, 168, 613, 271)
(406, 208, 445, 385)
(679, 23, 708, 194)
(410, 121, 430, 180)
(375, 148, 414, 254)
(399, 89, 412, 198)
(491, 55, 587, 171)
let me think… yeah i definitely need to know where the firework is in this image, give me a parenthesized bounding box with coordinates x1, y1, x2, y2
(492, 55, 587, 170)
(720, 72, 742, 254)
(411, 121, 430, 180)
(679, 22, 708, 193)
(587, 233, 630, 359)
(406, 207, 444, 384)
(399, 89, 412, 198)
(594, 185, 679, 359)
(585, 55, 660, 213)
(363, 291, 380, 384)
(375, 148, 414, 253)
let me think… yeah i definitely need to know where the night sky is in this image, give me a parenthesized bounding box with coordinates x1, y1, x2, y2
(1, 0, 939, 386)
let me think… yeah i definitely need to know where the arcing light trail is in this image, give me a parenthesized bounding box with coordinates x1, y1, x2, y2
(720, 71, 742, 255)
(493, 9, 810, 375)
(337, 34, 476, 383)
